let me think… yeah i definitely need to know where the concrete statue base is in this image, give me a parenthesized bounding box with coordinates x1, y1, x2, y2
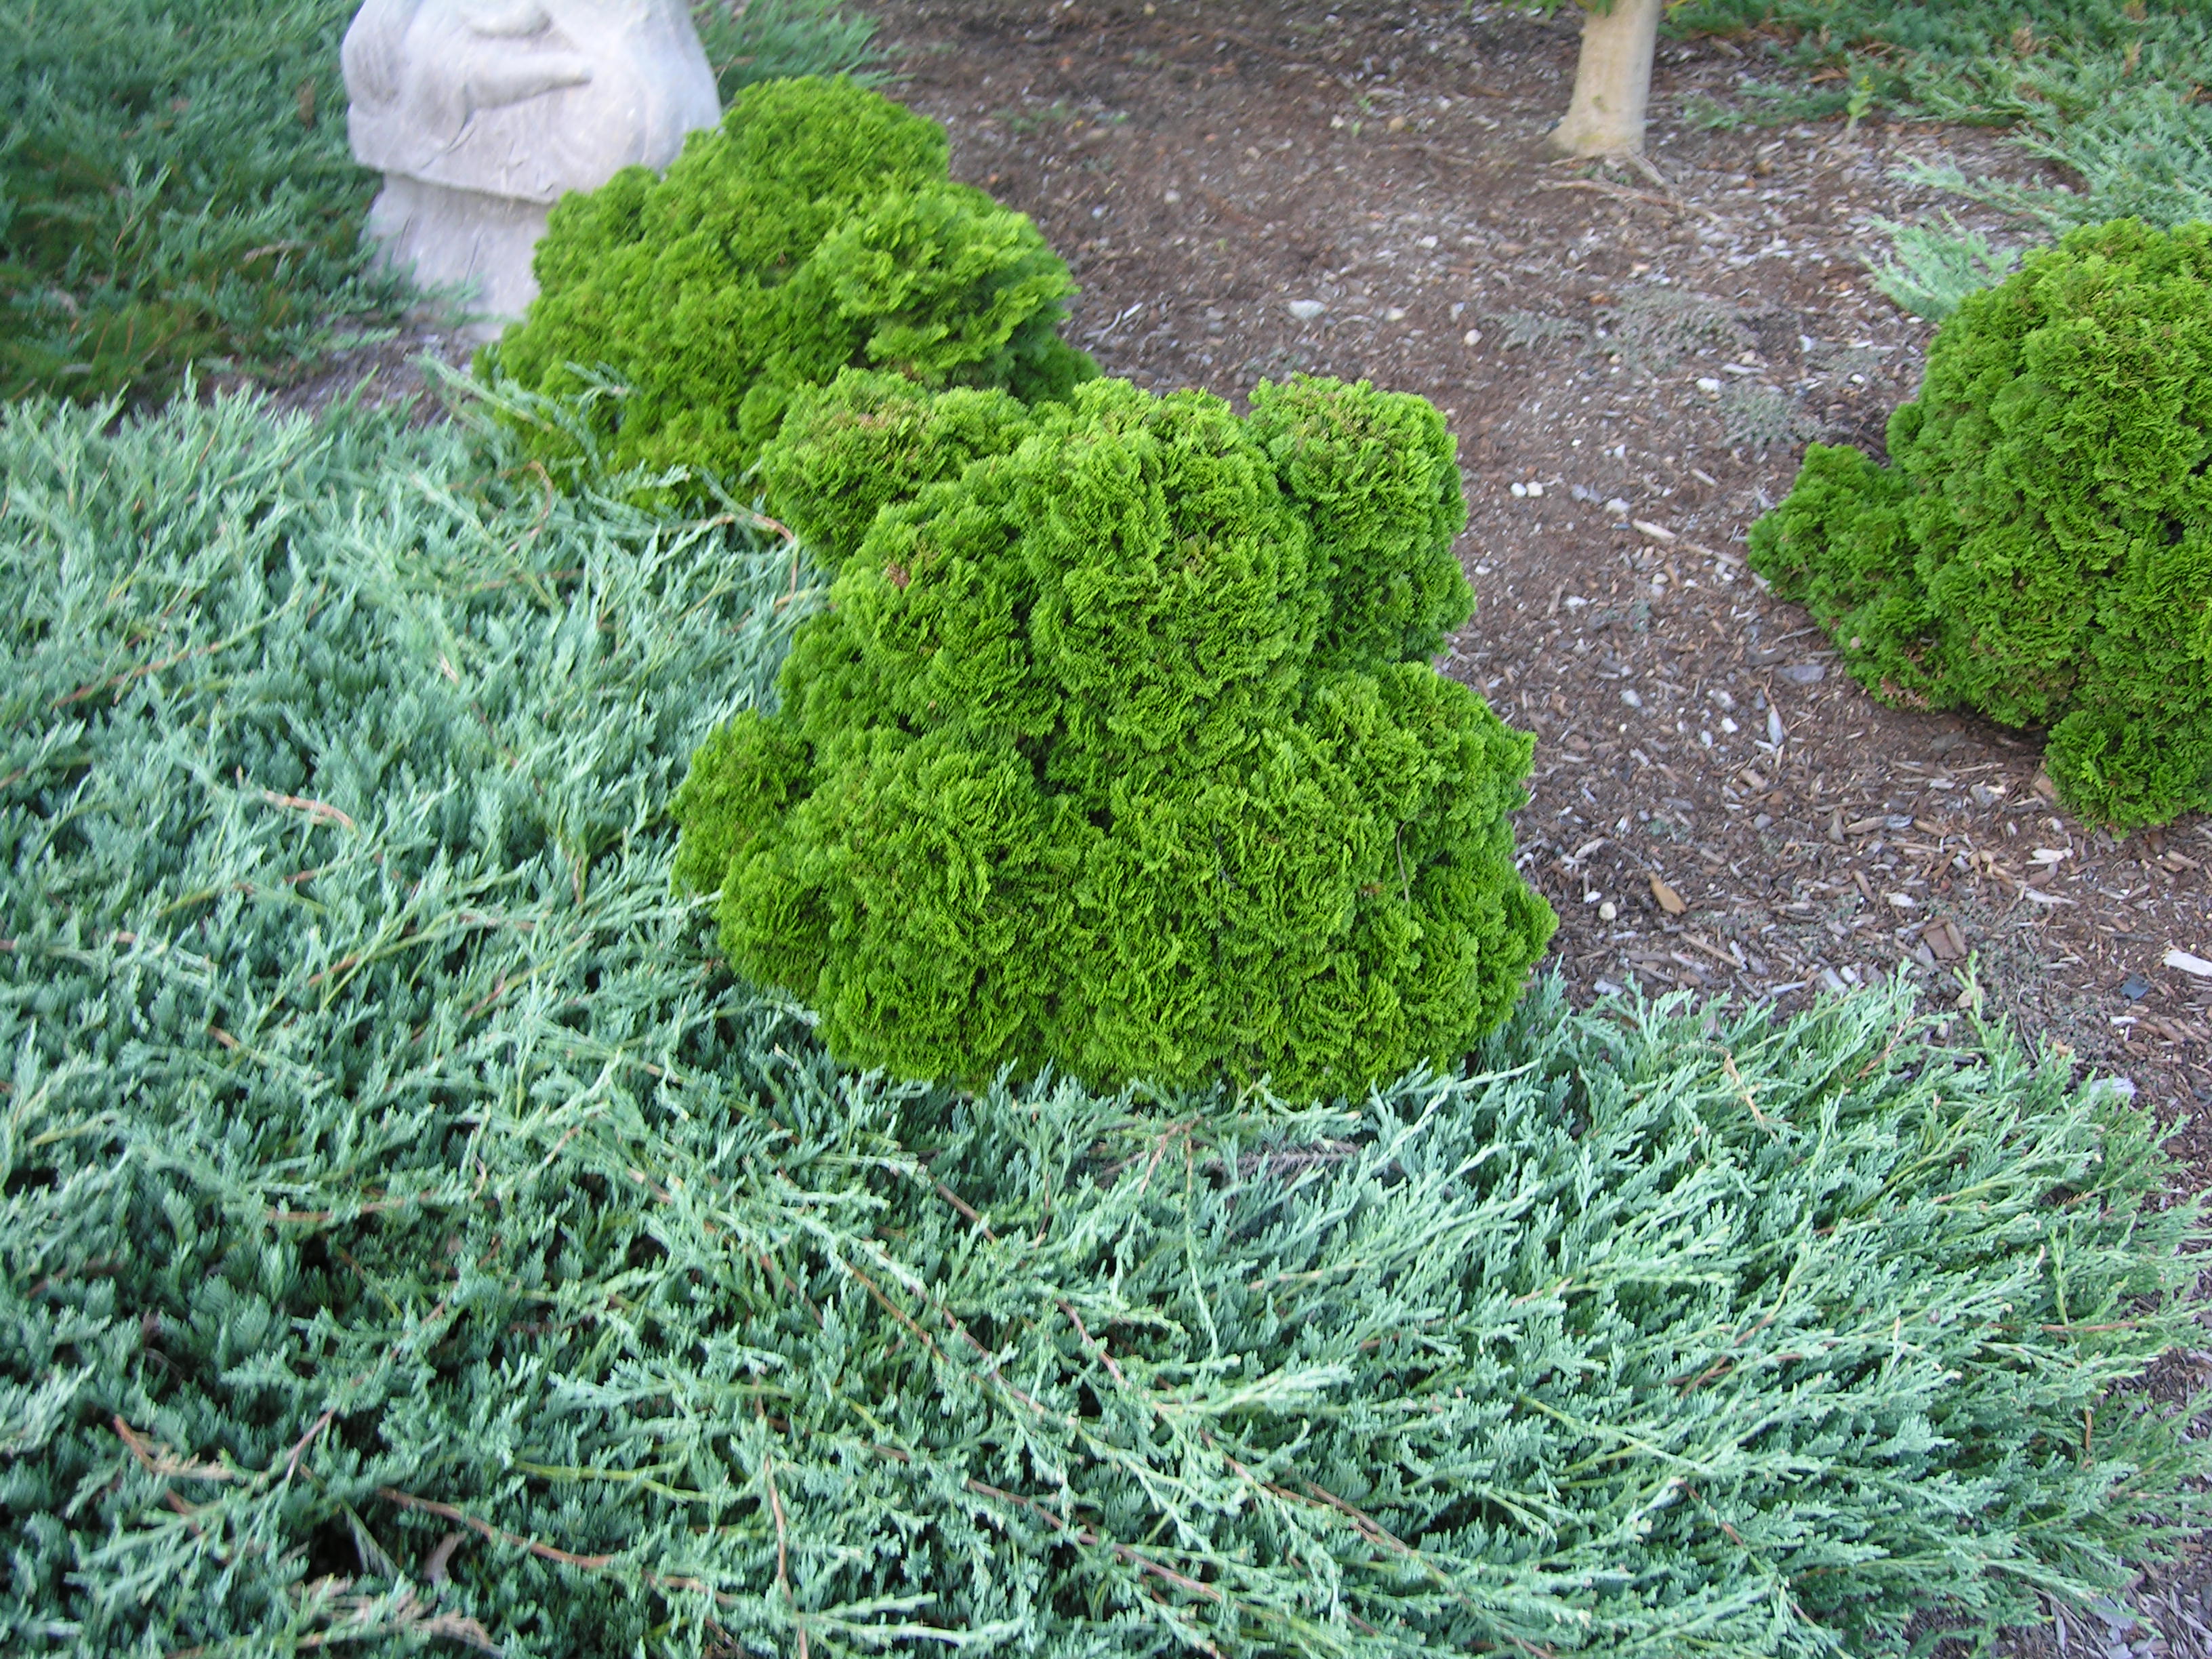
(363, 178, 552, 338)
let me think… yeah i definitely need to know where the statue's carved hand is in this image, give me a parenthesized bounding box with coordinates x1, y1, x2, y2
(457, 0, 554, 37)
(459, 51, 594, 109)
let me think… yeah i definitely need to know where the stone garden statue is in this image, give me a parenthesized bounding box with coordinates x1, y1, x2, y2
(343, 0, 721, 333)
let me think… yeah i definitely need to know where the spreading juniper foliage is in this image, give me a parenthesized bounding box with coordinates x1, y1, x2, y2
(481, 77, 1097, 495)
(689, 0, 884, 104)
(1670, 0, 2210, 129)
(0, 0, 413, 403)
(1864, 215, 2024, 325)
(1748, 219, 2212, 828)
(676, 369, 1552, 1097)
(1668, 1, 2212, 315)
(1, 392, 2206, 1656)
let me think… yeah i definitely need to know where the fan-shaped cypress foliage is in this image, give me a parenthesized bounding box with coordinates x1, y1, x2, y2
(480, 76, 1097, 491)
(675, 370, 1555, 1097)
(1748, 218, 2212, 826)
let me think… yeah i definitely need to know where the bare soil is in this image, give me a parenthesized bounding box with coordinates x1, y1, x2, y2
(863, 3, 2212, 1651)
(251, 324, 477, 423)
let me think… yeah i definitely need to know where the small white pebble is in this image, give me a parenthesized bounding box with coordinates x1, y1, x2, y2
(1696, 376, 1723, 393)
(1386, 306, 1408, 321)
(1720, 716, 1739, 733)
(1286, 299, 1324, 321)
(1463, 327, 1482, 346)
(1511, 482, 1528, 497)
(1598, 901, 1618, 922)
(1526, 481, 1544, 497)
(1622, 689, 1643, 708)
(1164, 189, 1181, 204)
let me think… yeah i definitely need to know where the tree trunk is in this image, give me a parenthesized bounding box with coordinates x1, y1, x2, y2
(1545, 0, 1664, 157)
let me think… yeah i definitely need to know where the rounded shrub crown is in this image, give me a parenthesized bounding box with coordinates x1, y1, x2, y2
(1748, 218, 2212, 826)
(481, 77, 1097, 489)
(673, 372, 1556, 1097)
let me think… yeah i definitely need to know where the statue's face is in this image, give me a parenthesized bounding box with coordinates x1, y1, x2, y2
(449, 0, 664, 35)
(346, 0, 720, 199)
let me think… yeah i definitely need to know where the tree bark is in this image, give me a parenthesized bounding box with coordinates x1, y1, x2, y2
(1545, 0, 1664, 157)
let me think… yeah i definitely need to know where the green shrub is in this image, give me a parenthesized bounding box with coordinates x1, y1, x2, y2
(5, 392, 2206, 1656)
(672, 370, 1554, 1097)
(689, 0, 884, 104)
(0, 0, 411, 403)
(1748, 218, 2212, 826)
(482, 77, 1097, 493)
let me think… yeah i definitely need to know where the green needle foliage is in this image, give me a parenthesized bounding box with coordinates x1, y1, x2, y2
(2, 392, 2207, 1656)
(674, 369, 1553, 1097)
(0, 0, 922, 405)
(0, 0, 415, 403)
(1669, 2, 2212, 316)
(1748, 219, 2212, 827)
(1669, 0, 2210, 128)
(689, 0, 885, 104)
(481, 77, 1097, 495)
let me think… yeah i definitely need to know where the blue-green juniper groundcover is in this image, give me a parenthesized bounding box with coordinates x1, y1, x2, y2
(0, 390, 2202, 1656)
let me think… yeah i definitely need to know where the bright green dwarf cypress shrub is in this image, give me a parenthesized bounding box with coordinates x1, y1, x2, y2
(1748, 218, 2212, 827)
(480, 76, 1096, 489)
(673, 370, 1558, 1097)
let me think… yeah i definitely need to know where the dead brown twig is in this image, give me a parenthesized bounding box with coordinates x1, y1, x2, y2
(1292, 1470, 1557, 1658)
(1534, 173, 1735, 228)
(1057, 1297, 1129, 1387)
(291, 1586, 499, 1654)
(1722, 1052, 1786, 1134)
(266, 1190, 437, 1226)
(256, 792, 356, 832)
(759, 1401, 811, 1659)
(376, 1486, 739, 1610)
(376, 1486, 619, 1570)
(282, 1408, 335, 1483)
(112, 1415, 233, 1482)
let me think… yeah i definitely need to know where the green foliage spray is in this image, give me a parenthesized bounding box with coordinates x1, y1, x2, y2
(674, 370, 1557, 1097)
(483, 77, 1097, 491)
(1749, 218, 2212, 826)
